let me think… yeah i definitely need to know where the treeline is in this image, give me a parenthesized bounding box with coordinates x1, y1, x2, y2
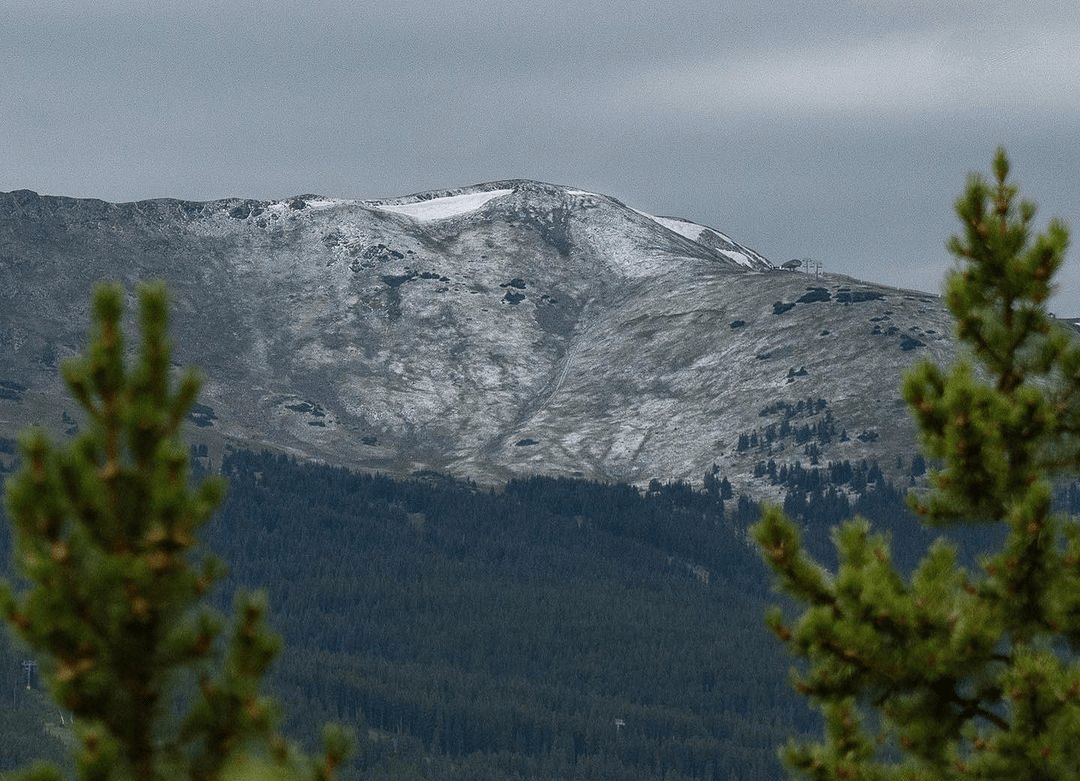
(749, 456, 939, 569)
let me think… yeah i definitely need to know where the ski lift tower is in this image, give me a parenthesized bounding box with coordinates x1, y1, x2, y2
(22, 660, 36, 689)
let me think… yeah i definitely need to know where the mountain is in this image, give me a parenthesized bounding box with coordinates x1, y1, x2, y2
(0, 181, 965, 780)
(0, 181, 954, 493)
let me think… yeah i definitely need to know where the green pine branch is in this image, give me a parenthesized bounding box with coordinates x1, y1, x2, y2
(1, 282, 352, 781)
(754, 148, 1080, 780)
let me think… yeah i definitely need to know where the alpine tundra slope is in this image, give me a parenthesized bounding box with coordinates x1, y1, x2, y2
(0, 180, 953, 495)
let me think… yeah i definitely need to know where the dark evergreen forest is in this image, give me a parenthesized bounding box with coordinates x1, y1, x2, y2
(2, 445, 1056, 780)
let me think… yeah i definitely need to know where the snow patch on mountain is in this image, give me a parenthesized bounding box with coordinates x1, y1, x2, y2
(707, 242, 765, 269)
(649, 215, 705, 241)
(638, 212, 769, 269)
(698, 228, 773, 270)
(372, 189, 513, 222)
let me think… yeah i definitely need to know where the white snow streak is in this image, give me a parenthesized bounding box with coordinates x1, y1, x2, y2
(717, 250, 756, 268)
(639, 211, 762, 269)
(649, 215, 704, 242)
(373, 190, 512, 222)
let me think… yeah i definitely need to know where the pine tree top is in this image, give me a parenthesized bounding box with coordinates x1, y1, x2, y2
(754, 149, 1080, 780)
(2, 283, 350, 781)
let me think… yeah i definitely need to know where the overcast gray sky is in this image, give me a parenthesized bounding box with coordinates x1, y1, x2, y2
(5, 1, 1080, 307)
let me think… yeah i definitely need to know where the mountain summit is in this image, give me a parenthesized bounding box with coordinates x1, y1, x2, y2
(0, 181, 952, 492)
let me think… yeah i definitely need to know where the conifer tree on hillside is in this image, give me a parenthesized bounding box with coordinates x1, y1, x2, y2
(1, 283, 350, 781)
(753, 148, 1077, 779)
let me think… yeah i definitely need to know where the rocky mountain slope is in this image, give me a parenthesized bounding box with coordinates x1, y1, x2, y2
(0, 181, 955, 494)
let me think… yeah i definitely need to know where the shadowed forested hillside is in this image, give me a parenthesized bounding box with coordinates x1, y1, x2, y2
(202, 450, 790, 780)
(2, 446, 1032, 780)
